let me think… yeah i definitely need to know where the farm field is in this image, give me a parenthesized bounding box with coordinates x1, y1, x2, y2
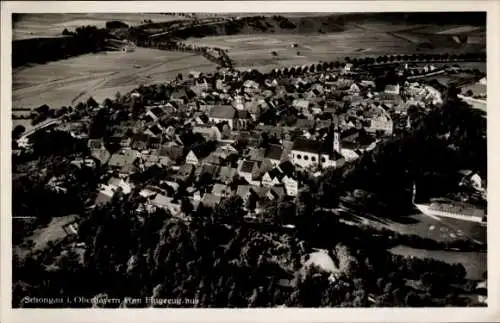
(389, 245, 486, 280)
(13, 13, 188, 40)
(12, 48, 217, 111)
(186, 26, 485, 73)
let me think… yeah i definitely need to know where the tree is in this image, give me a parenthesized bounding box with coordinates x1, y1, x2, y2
(86, 96, 99, 109)
(246, 191, 258, 212)
(181, 197, 193, 215)
(12, 125, 26, 140)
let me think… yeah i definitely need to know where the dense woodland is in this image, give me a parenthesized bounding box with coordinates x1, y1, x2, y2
(12, 84, 486, 307)
(12, 26, 109, 68)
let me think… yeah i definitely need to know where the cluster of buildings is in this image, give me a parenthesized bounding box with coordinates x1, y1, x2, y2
(16, 61, 444, 221)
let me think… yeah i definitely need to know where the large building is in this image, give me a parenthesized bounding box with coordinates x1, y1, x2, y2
(291, 132, 344, 169)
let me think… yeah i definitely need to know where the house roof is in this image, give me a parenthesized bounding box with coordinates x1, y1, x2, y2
(268, 167, 285, 181)
(201, 193, 222, 208)
(195, 164, 219, 177)
(292, 139, 322, 154)
(212, 184, 230, 196)
(294, 118, 315, 129)
(149, 106, 166, 118)
(108, 150, 138, 168)
(249, 147, 266, 161)
(91, 149, 111, 165)
(385, 84, 399, 92)
(278, 161, 295, 177)
(240, 160, 257, 173)
(147, 124, 163, 136)
(203, 153, 222, 165)
(236, 185, 252, 198)
(209, 105, 236, 119)
(264, 144, 284, 161)
(293, 99, 310, 110)
(219, 166, 237, 180)
(151, 194, 172, 208)
(191, 143, 216, 160)
(175, 164, 192, 177)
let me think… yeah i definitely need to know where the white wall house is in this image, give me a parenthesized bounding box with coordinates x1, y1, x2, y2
(282, 176, 298, 197)
(261, 172, 282, 187)
(185, 150, 199, 165)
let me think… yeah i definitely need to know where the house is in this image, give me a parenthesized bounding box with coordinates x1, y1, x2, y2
(185, 143, 216, 165)
(236, 185, 255, 204)
(233, 95, 245, 110)
(367, 113, 393, 135)
(200, 193, 222, 209)
(149, 136, 163, 150)
(185, 150, 200, 165)
(348, 83, 361, 94)
(203, 153, 223, 166)
(384, 84, 400, 95)
(282, 176, 299, 197)
(262, 168, 285, 187)
(108, 150, 140, 171)
(340, 129, 378, 158)
(264, 144, 285, 166)
(131, 133, 150, 151)
(151, 194, 181, 215)
(144, 124, 164, 138)
(233, 110, 251, 130)
(211, 184, 232, 198)
(208, 105, 236, 128)
(194, 164, 219, 182)
(175, 164, 194, 181)
(277, 160, 295, 178)
(89, 139, 111, 166)
(343, 63, 353, 73)
(107, 177, 134, 195)
(292, 99, 310, 112)
(145, 106, 166, 122)
(192, 125, 222, 141)
(237, 160, 261, 184)
(218, 166, 237, 184)
(213, 144, 238, 159)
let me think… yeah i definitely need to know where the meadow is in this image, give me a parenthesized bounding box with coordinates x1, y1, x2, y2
(185, 23, 485, 73)
(389, 245, 486, 280)
(13, 48, 216, 110)
(13, 13, 188, 40)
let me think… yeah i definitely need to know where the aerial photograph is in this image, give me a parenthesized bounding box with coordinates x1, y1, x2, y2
(11, 12, 487, 308)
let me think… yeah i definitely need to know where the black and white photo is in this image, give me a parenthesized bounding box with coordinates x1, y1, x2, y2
(2, 2, 497, 321)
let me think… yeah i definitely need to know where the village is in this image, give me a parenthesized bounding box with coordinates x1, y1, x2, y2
(14, 60, 449, 225)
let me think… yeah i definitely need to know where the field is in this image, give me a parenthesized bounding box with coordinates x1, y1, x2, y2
(13, 13, 189, 40)
(13, 48, 217, 110)
(13, 214, 79, 260)
(389, 245, 486, 280)
(336, 205, 486, 245)
(185, 23, 485, 73)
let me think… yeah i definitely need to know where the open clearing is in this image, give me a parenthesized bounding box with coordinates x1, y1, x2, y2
(337, 206, 486, 245)
(389, 245, 486, 280)
(13, 13, 188, 40)
(13, 48, 217, 110)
